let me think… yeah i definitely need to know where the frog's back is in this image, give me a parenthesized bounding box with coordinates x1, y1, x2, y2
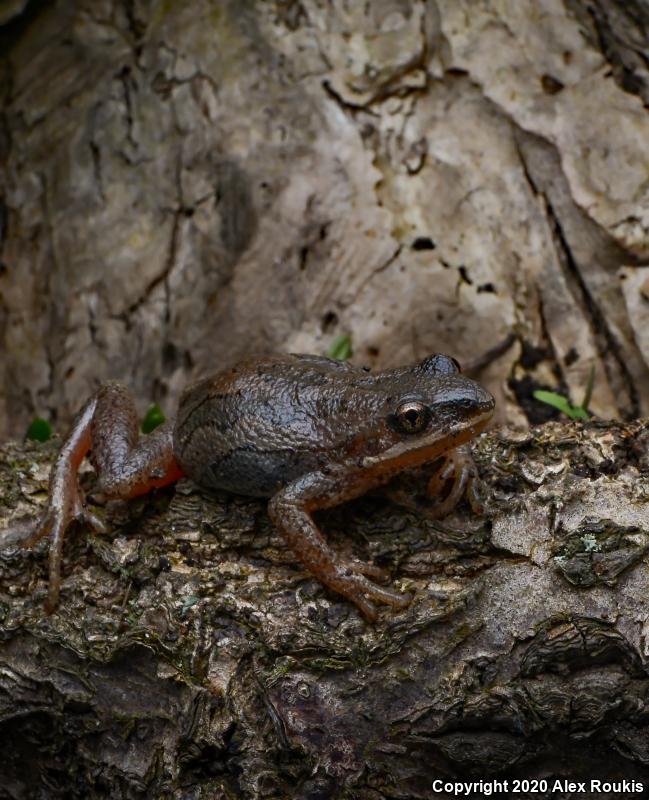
(173, 354, 375, 497)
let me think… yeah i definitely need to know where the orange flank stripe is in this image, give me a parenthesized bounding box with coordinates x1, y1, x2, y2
(127, 459, 186, 498)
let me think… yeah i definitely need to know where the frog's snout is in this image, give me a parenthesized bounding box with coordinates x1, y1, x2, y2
(432, 380, 495, 423)
(475, 383, 496, 416)
(467, 384, 496, 431)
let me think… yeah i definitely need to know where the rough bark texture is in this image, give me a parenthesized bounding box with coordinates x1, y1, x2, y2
(2, 0, 649, 438)
(3, 1, 649, 798)
(1, 420, 649, 798)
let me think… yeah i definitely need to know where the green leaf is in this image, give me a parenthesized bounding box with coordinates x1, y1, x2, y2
(533, 390, 589, 421)
(581, 364, 595, 412)
(533, 390, 573, 415)
(141, 404, 166, 433)
(327, 334, 353, 361)
(26, 417, 52, 442)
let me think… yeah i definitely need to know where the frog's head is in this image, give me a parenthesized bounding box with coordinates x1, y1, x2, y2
(359, 354, 495, 474)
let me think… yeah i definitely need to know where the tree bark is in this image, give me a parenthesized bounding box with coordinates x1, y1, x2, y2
(1, 420, 649, 799)
(2, 0, 649, 439)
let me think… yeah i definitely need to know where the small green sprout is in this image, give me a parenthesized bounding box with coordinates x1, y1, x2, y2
(141, 404, 166, 433)
(26, 417, 52, 442)
(532, 390, 589, 420)
(327, 334, 353, 361)
(533, 365, 595, 421)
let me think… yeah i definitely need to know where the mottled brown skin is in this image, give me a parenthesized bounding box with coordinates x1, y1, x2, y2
(19, 353, 495, 619)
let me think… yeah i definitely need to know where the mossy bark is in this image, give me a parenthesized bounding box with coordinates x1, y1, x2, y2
(1, 420, 649, 798)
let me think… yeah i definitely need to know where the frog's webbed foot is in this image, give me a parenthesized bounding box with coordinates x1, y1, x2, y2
(268, 475, 412, 622)
(28, 479, 106, 613)
(26, 489, 105, 548)
(338, 559, 410, 620)
(336, 568, 412, 621)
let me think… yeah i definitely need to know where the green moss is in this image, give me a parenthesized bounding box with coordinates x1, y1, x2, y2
(26, 417, 52, 442)
(142, 404, 166, 434)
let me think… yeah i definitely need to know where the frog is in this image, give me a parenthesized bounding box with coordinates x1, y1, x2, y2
(17, 352, 495, 620)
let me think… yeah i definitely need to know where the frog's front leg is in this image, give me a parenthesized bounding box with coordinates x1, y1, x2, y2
(422, 445, 477, 518)
(268, 470, 412, 621)
(27, 382, 183, 611)
(385, 445, 479, 519)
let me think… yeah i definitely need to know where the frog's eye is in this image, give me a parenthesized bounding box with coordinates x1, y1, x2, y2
(418, 354, 461, 375)
(393, 400, 431, 434)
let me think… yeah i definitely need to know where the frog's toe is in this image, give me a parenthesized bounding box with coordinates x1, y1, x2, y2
(70, 493, 105, 533)
(79, 508, 106, 534)
(353, 594, 378, 622)
(331, 569, 411, 621)
(347, 572, 413, 614)
(342, 558, 389, 581)
(367, 584, 412, 610)
(465, 476, 486, 515)
(22, 510, 54, 548)
(43, 513, 68, 614)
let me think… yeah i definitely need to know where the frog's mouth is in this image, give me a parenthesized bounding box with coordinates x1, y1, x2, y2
(360, 408, 493, 476)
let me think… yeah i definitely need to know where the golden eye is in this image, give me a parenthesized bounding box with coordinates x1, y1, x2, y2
(394, 400, 430, 434)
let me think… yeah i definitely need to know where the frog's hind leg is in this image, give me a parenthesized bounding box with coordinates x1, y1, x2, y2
(89, 383, 182, 499)
(24, 396, 101, 610)
(28, 382, 182, 612)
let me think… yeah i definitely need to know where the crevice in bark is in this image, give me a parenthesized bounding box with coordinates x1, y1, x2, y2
(578, 0, 649, 107)
(122, 0, 146, 56)
(512, 126, 649, 418)
(123, 148, 185, 330)
(343, 244, 403, 308)
(0, 0, 54, 44)
(543, 196, 640, 418)
(321, 79, 377, 113)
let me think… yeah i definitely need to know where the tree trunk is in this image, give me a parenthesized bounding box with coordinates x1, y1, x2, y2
(1, 420, 649, 798)
(2, 0, 649, 439)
